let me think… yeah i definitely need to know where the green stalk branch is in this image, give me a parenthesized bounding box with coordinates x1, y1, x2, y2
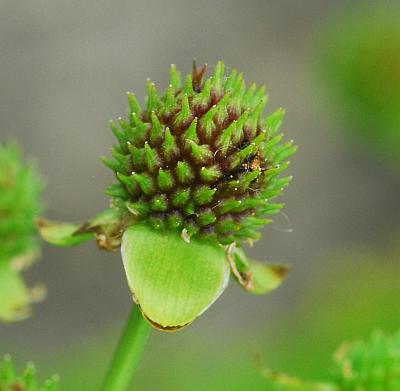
(101, 305, 151, 391)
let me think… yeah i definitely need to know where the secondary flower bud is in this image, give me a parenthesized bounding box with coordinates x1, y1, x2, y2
(0, 355, 59, 391)
(0, 143, 44, 322)
(260, 330, 400, 391)
(332, 330, 400, 391)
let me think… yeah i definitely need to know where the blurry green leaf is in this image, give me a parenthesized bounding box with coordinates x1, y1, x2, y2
(257, 357, 337, 391)
(258, 365, 336, 391)
(122, 224, 230, 330)
(0, 263, 31, 322)
(227, 245, 290, 295)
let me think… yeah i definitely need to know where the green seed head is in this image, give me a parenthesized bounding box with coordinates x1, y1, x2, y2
(103, 61, 296, 245)
(0, 143, 44, 263)
(0, 355, 59, 391)
(332, 330, 400, 391)
(0, 142, 44, 322)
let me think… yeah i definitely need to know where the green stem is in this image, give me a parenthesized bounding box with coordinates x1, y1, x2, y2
(101, 304, 151, 391)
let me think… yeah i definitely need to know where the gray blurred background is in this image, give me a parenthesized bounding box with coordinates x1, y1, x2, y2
(1, 1, 399, 390)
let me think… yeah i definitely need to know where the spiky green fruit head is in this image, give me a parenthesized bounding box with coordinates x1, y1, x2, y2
(38, 62, 294, 330)
(0, 355, 59, 391)
(0, 142, 44, 264)
(0, 142, 44, 322)
(103, 61, 296, 245)
(331, 330, 400, 391)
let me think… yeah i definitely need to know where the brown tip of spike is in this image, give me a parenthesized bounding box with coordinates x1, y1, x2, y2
(192, 60, 207, 93)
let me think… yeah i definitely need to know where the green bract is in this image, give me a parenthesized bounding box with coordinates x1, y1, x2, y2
(0, 355, 59, 391)
(38, 62, 295, 330)
(0, 142, 44, 322)
(122, 224, 229, 329)
(260, 330, 400, 391)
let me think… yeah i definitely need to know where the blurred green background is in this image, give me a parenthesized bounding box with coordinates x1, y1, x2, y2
(0, 1, 399, 390)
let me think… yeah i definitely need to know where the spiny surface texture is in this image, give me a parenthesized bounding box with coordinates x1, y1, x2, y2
(0, 143, 43, 263)
(103, 61, 296, 245)
(0, 355, 59, 391)
(332, 330, 400, 391)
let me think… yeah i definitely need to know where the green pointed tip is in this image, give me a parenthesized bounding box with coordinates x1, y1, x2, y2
(172, 188, 191, 207)
(150, 111, 164, 144)
(182, 117, 199, 147)
(150, 194, 168, 212)
(132, 172, 155, 195)
(199, 165, 222, 182)
(176, 161, 194, 184)
(242, 82, 257, 109)
(192, 78, 212, 108)
(144, 141, 161, 172)
(105, 183, 128, 198)
(264, 108, 285, 135)
(169, 64, 182, 90)
(174, 94, 192, 126)
(224, 68, 238, 91)
(273, 141, 298, 165)
(216, 119, 236, 154)
(126, 91, 142, 114)
(213, 92, 230, 125)
(196, 209, 217, 226)
(110, 120, 128, 149)
(157, 168, 175, 191)
(131, 112, 148, 144)
(193, 186, 217, 205)
(126, 201, 150, 218)
(161, 84, 177, 117)
(162, 127, 180, 162)
(127, 142, 144, 167)
(187, 139, 213, 164)
(212, 61, 225, 95)
(146, 79, 160, 112)
(167, 212, 183, 229)
(183, 73, 194, 95)
(116, 172, 139, 195)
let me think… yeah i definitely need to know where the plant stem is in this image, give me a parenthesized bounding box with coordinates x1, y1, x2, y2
(101, 304, 151, 391)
